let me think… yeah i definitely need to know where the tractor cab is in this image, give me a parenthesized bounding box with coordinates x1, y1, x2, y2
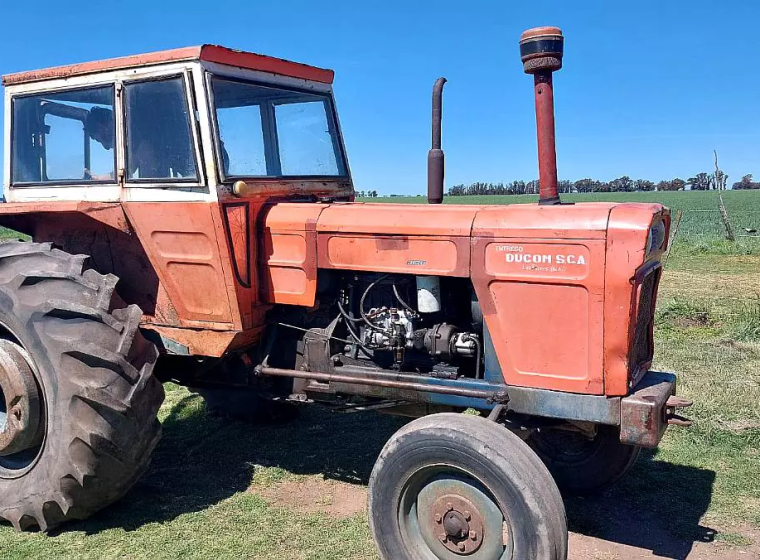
(3, 45, 353, 203)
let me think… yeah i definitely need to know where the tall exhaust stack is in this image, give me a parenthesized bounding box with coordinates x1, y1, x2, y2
(520, 26, 564, 205)
(427, 77, 446, 204)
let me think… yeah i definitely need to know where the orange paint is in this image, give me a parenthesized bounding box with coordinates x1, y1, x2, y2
(260, 203, 324, 306)
(2, 45, 334, 86)
(123, 202, 238, 328)
(0, 198, 666, 390)
(472, 236, 607, 394)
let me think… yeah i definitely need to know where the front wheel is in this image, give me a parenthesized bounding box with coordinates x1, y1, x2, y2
(526, 424, 641, 495)
(368, 413, 567, 560)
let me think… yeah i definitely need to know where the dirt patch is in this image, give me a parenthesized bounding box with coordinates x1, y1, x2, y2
(254, 475, 760, 558)
(254, 476, 367, 518)
(660, 270, 759, 301)
(570, 531, 760, 559)
(673, 314, 712, 329)
(718, 419, 760, 432)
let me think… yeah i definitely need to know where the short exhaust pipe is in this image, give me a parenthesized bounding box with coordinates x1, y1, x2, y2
(427, 77, 446, 204)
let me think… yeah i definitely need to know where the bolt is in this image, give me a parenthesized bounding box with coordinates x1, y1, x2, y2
(439, 532, 447, 542)
(469, 530, 477, 541)
(464, 511, 471, 521)
(459, 543, 466, 552)
(446, 502, 453, 511)
(435, 513, 442, 523)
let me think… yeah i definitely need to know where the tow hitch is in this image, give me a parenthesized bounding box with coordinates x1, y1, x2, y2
(664, 395, 693, 427)
(620, 371, 693, 448)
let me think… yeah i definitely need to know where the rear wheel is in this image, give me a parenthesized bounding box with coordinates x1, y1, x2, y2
(368, 413, 567, 560)
(0, 242, 164, 531)
(526, 424, 641, 495)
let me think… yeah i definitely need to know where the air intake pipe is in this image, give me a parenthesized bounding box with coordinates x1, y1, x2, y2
(427, 77, 446, 204)
(520, 27, 564, 205)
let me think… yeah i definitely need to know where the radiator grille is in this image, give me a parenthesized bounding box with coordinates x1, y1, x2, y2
(631, 270, 658, 373)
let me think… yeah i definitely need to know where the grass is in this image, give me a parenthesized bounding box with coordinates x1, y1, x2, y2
(0, 190, 758, 557)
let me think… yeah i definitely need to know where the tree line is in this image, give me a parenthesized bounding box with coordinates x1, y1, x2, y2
(448, 173, 759, 196)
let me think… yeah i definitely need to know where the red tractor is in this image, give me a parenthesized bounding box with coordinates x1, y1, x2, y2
(0, 27, 690, 559)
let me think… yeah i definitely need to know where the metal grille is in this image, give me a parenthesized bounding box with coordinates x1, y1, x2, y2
(631, 271, 658, 373)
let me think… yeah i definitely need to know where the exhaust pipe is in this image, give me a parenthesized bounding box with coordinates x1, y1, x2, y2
(520, 27, 564, 205)
(427, 77, 447, 204)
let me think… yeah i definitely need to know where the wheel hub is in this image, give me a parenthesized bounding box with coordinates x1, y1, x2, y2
(0, 340, 42, 456)
(430, 493, 485, 555)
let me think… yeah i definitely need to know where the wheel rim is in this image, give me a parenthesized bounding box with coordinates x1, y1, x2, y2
(0, 338, 45, 477)
(398, 466, 513, 559)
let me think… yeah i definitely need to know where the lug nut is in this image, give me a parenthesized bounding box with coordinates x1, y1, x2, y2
(464, 510, 471, 521)
(469, 530, 477, 541)
(446, 502, 453, 511)
(459, 543, 466, 552)
(435, 513, 442, 523)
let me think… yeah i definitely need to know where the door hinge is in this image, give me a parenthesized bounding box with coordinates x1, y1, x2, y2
(117, 168, 125, 186)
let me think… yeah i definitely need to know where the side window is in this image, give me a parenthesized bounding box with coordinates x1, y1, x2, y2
(12, 85, 115, 184)
(124, 77, 198, 182)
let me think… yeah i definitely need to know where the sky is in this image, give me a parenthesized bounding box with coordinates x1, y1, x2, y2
(2, 0, 759, 194)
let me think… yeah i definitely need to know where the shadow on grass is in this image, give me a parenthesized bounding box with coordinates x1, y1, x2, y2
(566, 449, 717, 559)
(60, 395, 716, 560)
(59, 395, 406, 535)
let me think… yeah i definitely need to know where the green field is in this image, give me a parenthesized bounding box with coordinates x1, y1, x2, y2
(0, 190, 758, 558)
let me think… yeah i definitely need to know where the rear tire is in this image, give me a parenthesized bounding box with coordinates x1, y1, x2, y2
(368, 413, 567, 560)
(0, 242, 164, 531)
(526, 424, 641, 495)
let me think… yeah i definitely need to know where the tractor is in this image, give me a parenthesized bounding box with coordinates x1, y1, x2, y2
(0, 27, 691, 559)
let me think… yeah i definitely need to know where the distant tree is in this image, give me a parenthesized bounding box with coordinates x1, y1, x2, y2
(511, 180, 526, 195)
(557, 179, 573, 194)
(686, 172, 712, 191)
(634, 179, 655, 191)
(609, 176, 634, 192)
(733, 174, 760, 189)
(713, 150, 728, 191)
(526, 180, 540, 195)
(672, 178, 686, 191)
(573, 178, 598, 193)
(655, 179, 682, 192)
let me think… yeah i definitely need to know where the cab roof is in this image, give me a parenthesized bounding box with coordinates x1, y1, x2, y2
(1, 45, 335, 87)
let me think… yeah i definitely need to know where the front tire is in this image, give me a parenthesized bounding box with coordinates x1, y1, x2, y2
(526, 424, 641, 495)
(0, 242, 164, 531)
(368, 413, 567, 560)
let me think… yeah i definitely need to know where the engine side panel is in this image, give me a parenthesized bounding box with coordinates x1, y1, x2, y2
(471, 237, 607, 394)
(259, 203, 326, 306)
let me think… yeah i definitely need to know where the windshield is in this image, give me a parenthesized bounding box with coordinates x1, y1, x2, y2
(211, 77, 346, 179)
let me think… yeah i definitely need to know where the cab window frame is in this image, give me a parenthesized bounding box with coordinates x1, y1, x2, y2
(9, 83, 118, 188)
(205, 73, 348, 183)
(121, 72, 202, 185)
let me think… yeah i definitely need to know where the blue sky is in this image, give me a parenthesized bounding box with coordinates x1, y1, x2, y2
(2, 0, 758, 194)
